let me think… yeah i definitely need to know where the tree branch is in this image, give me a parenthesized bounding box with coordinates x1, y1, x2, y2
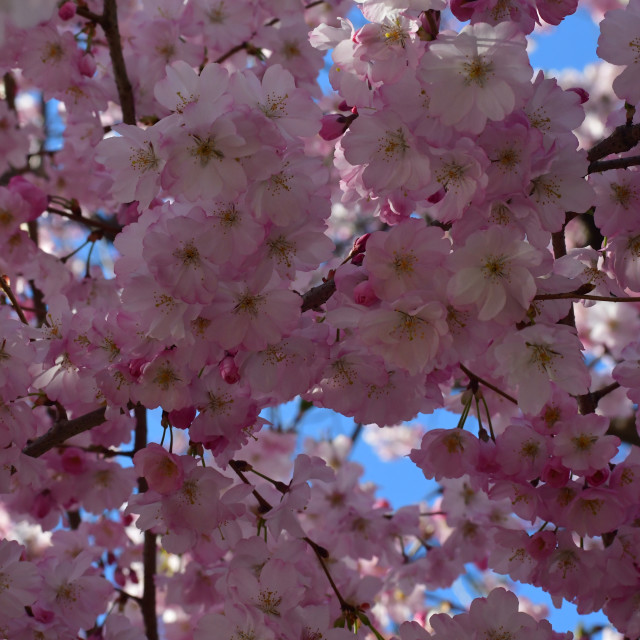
(459, 364, 518, 405)
(0, 276, 29, 325)
(535, 293, 640, 303)
(23, 407, 107, 458)
(300, 279, 336, 312)
(587, 122, 640, 164)
(588, 155, 640, 174)
(102, 0, 136, 125)
(132, 406, 158, 640)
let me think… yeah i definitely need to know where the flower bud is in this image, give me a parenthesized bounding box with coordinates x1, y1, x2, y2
(58, 1, 77, 20)
(219, 354, 241, 384)
(353, 280, 378, 306)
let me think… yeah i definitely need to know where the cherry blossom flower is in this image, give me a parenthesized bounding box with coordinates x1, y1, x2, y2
(419, 22, 532, 134)
(0, 539, 40, 621)
(447, 226, 543, 323)
(494, 323, 591, 414)
(340, 109, 432, 193)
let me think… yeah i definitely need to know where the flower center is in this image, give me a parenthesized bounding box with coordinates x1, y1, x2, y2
(462, 56, 493, 87)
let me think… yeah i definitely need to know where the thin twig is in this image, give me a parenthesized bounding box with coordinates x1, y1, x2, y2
(23, 407, 108, 458)
(588, 155, 640, 174)
(300, 279, 336, 312)
(47, 207, 122, 233)
(535, 293, 640, 303)
(0, 276, 28, 325)
(459, 364, 517, 405)
(588, 122, 640, 163)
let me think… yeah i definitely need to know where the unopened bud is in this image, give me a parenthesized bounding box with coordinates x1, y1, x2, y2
(353, 280, 378, 306)
(219, 354, 240, 384)
(79, 54, 97, 78)
(168, 406, 196, 429)
(58, 1, 77, 20)
(567, 87, 589, 104)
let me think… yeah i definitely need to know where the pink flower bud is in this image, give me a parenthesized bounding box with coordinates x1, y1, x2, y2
(541, 460, 570, 487)
(168, 406, 196, 429)
(351, 253, 365, 266)
(352, 232, 371, 255)
(8, 176, 47, 220)
(567, 87, 589, 104)
(319, 114, 350, 141)
(353, 280, 378, 306)
(586, 467, 610, 487)
(58, 1, 77, 20)
(219, 354, 241, 384)
(527, 531, 556, 560)
(79, 54, 97, 78)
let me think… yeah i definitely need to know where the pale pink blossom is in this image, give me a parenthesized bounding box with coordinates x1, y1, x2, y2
(419, 22, 532, 134)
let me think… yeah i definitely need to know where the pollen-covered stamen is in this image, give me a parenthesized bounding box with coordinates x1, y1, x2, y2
(570, 433, 598, 451)
(490, 202, 512, 225)
(520, 439, 541, 461)
(213, 203, 240, 229)
(443, 431, 466, 454)
(206, 391, 234, 415)
(610, 182, 635, 207)
(526, 342, 561, 372)
(530, 175, 562, 205)
(378, 128, 409, 160)
(393, 310, 427, 341)
(527, 107, 551, 131)
(382, 19, 409, 47)
(257, 589, 282, 616)
(436, 161, 466, 191)
(481, 254, 509, 280)
(173, 241, 201, 268)
(130, 142, 160, 173)
(56, 582, 79, 604)
(181, 479, 200, 506)
(462, 55, 494, 87)
(267, 236, 296, 267)
(283, 41, 301, 59)
(629, 37, 640, 61)
(392, 250, 417, 274)
(0, 209, 14, 227)
(331, 358, 356, 386)
(260, 92, 289, 119)
(234, 292, 265, 317)
(628, 235, 640, 257)
(189, 135, 224, 166)
(267, 169, 293, 195)
(207, 3, 226, 23)
(153, 364, 181, 390)
(42, 41, 64, 64)
(494, 145, 521, 172)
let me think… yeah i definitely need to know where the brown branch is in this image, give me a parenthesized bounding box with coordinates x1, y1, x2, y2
(535, 293, 640, 303)
(47, 207, 122, 233)
(23, 407, 107, 458)
(0, 276, 29, 325)
(215, 41, 249, 64)
(587, 122, 640, 164)
(607, 415, 640, 447)
(26, 220, 48, 327)
(131, 406, 158, 640)
(102, 0, 136, 125)
(588, 155, 640, 174)
(77, 0, 135, 125)
(459, 364, 518, 405)
(300, 279, 336, 312)
(577, 381, 621, 415)
(229, 459, 273, 513)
